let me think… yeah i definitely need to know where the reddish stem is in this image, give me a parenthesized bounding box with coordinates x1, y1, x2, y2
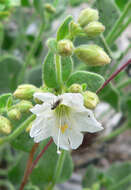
(96, 59, 131, 94)
(29, 138, 53, 175)
(20, 143, 39, 190)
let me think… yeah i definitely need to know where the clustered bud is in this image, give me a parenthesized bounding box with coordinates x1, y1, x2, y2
(7, 108, 21, 120)
(15, 100, 33, 113)
(84, 21, 105, 37)
(68, 84, 82, 93)
(0, 115, 12, 134)
(78, 8, 99, 27)
(13, 84, 38, 100)
(57, 39, 74, 56)
(83, 91, 99, 109)
(74, 45, 111, 66)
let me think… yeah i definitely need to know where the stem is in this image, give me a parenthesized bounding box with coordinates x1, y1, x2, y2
(29, 138, 53, 175)
(19, 143, 39, 190)
(0, 114, 36, 146)
(101, 121, 129, 142)
(55, 54, 63, 92)
(109, 173, 131, 190)
(110, 16, 131, 44)
(96, 59, 131, 94)
(47, 150, 67, 190)
(100, 34, 114, 59)
(117, 79, 131, 90)
(18, 22, 45, 84)
(106, 1, 131, 46)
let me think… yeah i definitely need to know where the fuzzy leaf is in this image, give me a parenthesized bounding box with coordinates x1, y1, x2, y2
(57, 15, 73, 41)
(42, 51, 58, 88)
(66, 71, 105, 92)
(61, 56, 73, 82)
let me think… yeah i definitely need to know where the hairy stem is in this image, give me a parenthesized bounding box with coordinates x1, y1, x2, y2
(55, 54, 63, 92)
(29, 138, 53, 175)
(96, 59, 131, 94)
(46, 150, 67, 190)
(19, 143, 39, 190)
(0, 115, 36, 146)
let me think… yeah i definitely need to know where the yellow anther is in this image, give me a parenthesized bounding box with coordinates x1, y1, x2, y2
(60, 124, 68, 133)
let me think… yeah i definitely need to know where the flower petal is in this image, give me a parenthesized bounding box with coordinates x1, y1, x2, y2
(67, 129, 83, 149)
(61, 93, 84, 109)
(34, 92, 56, 103)
(71, 109, 103, 133)
(30, 103, 50, 116)
(30, 112, 54, 142)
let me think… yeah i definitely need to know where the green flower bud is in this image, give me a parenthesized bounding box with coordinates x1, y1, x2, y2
(74, 45, 111, 66)
(57, 39, 74, 56)
(16, 100, 33, 113)
(7, 108, 21, 120)
(69, 84, 82, 93)
(78, 8, 99, 27)
(69, 21, 83, 38)
(13, 84, 38, 100)
(84, 21, 105, 37)
(0, 115, 12, 134)
(44, 3, 56, 14)
(83, 91, 99, 109)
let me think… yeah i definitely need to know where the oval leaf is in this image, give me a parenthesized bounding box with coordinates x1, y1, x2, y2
(42, 51, 58, 88)
(57, 15, 73, 41)
(61, 56, 73, 82)
(66, 71, 105, 92)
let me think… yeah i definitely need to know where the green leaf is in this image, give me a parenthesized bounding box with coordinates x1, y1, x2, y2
(26, 65, 42, 87)
(93, 0, 120, 36)
(115, 0, 129, 11)
(8, 153, 28, 185)
(0, 93, 12, 114)
(57, 15, 73, 41)
(106, 162, 131, 190)
(66, 71, 105, 92)
(61, 56, 73, 82)
(33, 0, 44, 18)
(99, 83, 120, 110)
(42, 51, 58, 88)
(21, 0, 30, 6)
(30, 140, 73, 185)
(0, 55, 22, 93)
(11, 131, 34, 152)
(82, 165, 102, 188)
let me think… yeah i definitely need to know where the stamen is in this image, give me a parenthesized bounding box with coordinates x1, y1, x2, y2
(57, 118, 61, 154)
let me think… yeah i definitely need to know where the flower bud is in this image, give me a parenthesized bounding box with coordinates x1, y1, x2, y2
(74, 45, 111, 66)
(44, 3, 56, 14)
(84, 21, 105, 37)
(16, 100, 33, 113)
(7, 108, 21, 121)
(69, 21, 83, 37)
(83, 91, 99, 109)
(57, 39, 74, 56)
(69, 84, 82, 93)
(78, 8, 99, 27)
(13, 84, 38, 100)
(0, 115, 12, 134)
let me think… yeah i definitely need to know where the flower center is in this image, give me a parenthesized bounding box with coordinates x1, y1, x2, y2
(60, 123, 68, 133)
(55, 104, 70, 118)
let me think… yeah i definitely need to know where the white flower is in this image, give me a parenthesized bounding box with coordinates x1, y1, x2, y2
(30, 92, 103, 154)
